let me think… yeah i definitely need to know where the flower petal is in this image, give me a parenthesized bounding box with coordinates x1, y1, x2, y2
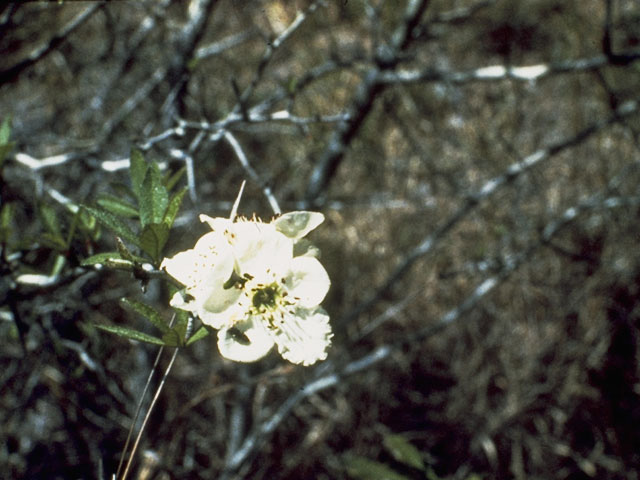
(273, 211, 324, 239)
(232, 222, 292, 276)
(285, 256, 330, 308)
(272, 307, 332, 366)
(217, 317, 274, 362)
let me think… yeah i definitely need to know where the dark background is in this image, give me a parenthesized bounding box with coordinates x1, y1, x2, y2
(2, 1, 640, 478)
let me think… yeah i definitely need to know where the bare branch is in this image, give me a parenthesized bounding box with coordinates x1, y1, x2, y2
(0, 3, 102, 84)
(223, 130, 281, 215)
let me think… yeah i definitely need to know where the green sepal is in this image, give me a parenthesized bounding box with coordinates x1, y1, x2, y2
(121, 297, 170, 334)
(162, 329, 181, 347)
(383, 434, 425, 471)
(139, 222, 169, 263)
(129, 148, 147, 200)
(163, 186, 188, 228)
(95, 324, 165, 346)
(82, 205, 140, 247)
(139, 162, 168, 227)
(186, 325, 210, 346)
(97, 194, 138, 218)
(172, 308, 191, 345)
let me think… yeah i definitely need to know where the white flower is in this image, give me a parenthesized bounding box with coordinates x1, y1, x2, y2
(161, 211, 332, 366)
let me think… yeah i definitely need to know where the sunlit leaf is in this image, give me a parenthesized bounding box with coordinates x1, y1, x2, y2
(139, 222, 169, 263)
(130, 148, 147, 200)
(81, 252, 135, 270)
(163, 186, 188, 228)
(97, 194, 138, 218)
(82, 205, 139, 247)
(140, 162, 169, 227)
(383, 434, 425, 471)
(95, 324, 165, 346)
(121, 297, 169, 333)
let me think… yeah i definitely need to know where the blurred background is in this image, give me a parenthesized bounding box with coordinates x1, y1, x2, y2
(2, 0, 640, 478)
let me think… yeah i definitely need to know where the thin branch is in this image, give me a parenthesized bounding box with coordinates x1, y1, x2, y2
(222, 130, 281, 215)
(304, 0, 429, 206)
(221, 187, 640, 476)
(341, 99, 640, 327)
(0, 3, 102, 84)
(377, 55, 629, 85)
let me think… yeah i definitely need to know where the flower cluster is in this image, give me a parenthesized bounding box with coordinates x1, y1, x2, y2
(161, 211, 332, 365)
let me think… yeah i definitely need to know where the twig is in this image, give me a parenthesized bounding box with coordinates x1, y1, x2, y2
(341, 99, 640, 327)
(0, 3, 102, 83)
(304, 0, 429, 206)
(120, 346, 179, 480)
(223, 130, 281, 215)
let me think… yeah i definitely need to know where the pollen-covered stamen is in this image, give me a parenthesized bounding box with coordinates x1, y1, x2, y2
(249, 281, 296, 329)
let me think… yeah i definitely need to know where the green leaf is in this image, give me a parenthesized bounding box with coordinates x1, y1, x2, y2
(139, 222, 169, 263)
(81, 252, 135, 270)
(97, 194, 139, 218)
(0, 202, 14, 243)
(95, 324, 165, 346)
(0, 117, 11, 144)
(164, 166, 186, 191)
(162, 329, 181, 347)
(172, 308, 192, 345)
(130, 148, 147, 200)
(163, 186, 188, 228)
(39, 204, 64, 243)
(0, 117, 14, 166)
(121, 297, 169, 333)
(383, 434, 425, 471)
(82, 205, 139, 247)
(139, 162, 169, 227)
(186, 325, 210, 346)
(343, 454, 411, 480)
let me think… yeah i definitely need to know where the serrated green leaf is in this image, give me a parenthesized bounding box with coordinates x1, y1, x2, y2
(130, 149, 147, 200)
(343, 454, 411, 480)
(163, 186, 188, 228)
(139, 222, 169, 263)
(97, 194, 139, 218)
(82, 205, 139, 246)
(164, 166, 186, 192)
(383, 434, 425, 471)
(140, 163, 169, 227)
(121, 297, 169, 333)
(186, 325, 210, 346)
(95, 324, 165, 346)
